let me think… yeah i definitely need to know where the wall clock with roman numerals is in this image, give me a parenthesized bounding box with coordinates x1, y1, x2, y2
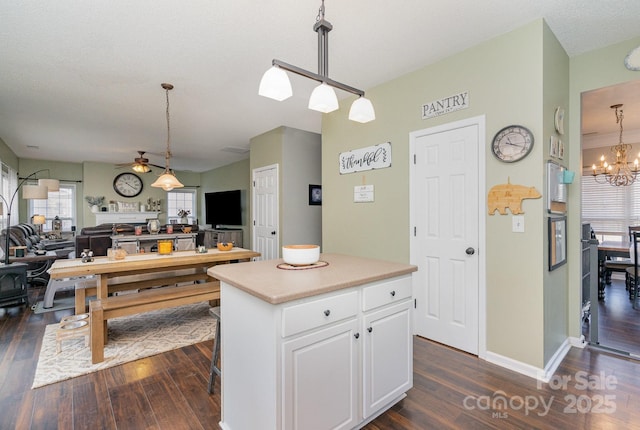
(113, 172, 143, 197)
(491, 125, 534, 163)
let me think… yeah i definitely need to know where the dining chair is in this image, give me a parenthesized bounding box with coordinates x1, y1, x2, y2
(626, 231, 640, 309)
(603, 226, 640, 289)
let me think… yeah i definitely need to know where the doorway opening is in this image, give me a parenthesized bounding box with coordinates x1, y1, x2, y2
(581, 79, 640, 357)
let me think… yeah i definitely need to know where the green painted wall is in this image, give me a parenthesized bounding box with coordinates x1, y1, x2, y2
(322, 20, 557, 368)
(200, 158, 251, 243)
(541, 23, 571, 365)
(0, 137, 18, 169)
(15, 158, 200, 229)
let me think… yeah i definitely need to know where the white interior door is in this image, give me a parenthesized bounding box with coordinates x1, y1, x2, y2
(410, 117, 483, 355)
(252, 164, 279, 261)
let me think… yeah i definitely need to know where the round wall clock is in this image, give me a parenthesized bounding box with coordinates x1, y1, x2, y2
(113, 172, 143, 197)
(491, 125, 534, 163)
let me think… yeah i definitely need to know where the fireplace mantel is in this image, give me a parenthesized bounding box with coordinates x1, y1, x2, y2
(94, 211, 161, 225)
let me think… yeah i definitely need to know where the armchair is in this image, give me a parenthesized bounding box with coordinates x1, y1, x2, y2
(0, 223, 74, 287)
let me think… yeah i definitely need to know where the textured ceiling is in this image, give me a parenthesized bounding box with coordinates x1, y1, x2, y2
(1, 0, 640, 172)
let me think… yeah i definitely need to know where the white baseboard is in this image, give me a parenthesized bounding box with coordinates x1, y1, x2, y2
(484, 338, 572, 383)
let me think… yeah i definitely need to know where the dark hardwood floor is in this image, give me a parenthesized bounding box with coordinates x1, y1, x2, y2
(2, 285, 640, 429)
(587, 277, 640, 355)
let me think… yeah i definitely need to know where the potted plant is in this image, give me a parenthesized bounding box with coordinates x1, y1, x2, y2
(178, 209, 190, 224)
(85, 196, 105, 213)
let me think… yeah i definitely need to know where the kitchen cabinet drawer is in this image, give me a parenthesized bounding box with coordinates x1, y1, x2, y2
(282, 291, 358, 338)
(362, 276, 412, 312)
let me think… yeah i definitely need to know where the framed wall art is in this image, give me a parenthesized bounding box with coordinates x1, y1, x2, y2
(546, 160, 567, 214)
(309, 185, 322, 205)
(549, 216, 567, 271)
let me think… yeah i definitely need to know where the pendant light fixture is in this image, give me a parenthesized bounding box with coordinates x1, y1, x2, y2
(591, 104, 640, 186)
(259, 0, 375, 123)
(151, 83, 184, 191)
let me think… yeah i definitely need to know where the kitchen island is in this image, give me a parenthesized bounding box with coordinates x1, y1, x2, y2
(208, 253, 417, 430)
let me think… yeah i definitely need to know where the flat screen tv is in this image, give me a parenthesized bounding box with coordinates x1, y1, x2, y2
(205, 190, 242, 227)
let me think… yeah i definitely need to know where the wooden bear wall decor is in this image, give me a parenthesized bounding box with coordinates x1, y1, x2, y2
(487, 178, 541, 215)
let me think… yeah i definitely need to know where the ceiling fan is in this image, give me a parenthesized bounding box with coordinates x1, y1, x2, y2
(116, 150, 164, 173)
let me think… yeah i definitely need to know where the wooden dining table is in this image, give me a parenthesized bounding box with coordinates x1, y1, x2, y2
(597, 241, 631, 299)
(48, 247, 260, 362)
(48, 247, 259, 301)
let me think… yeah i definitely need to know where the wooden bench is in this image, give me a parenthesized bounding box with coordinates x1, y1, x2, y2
(75, 270, 210, 313)
(89, 281, 220, 364)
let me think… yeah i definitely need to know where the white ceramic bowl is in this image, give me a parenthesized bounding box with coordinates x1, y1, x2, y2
(282, 244, 320, 266)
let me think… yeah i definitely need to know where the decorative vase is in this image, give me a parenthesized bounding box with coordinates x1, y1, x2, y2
(147, 219, 160, 234)
(180, 216, 188, 224)
(91, 205, 99, 213)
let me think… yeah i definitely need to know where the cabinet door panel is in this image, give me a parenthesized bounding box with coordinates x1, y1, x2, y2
(363, 300, 413, 418)
(283, 319, 359, 430)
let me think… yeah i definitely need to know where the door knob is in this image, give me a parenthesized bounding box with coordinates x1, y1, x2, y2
(465, 247, 475, 255)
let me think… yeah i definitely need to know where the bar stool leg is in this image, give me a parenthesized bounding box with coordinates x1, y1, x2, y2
(208, 307, 221, 394)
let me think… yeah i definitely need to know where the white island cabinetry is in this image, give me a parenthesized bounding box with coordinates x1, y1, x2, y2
(209, 254, 416, 430)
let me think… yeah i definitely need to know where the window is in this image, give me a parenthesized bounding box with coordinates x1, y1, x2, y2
(0, 163, 18, 231)
(581, 176, 640, 242)
(29, 183, 76, 232)
(166, 189, 196, 224)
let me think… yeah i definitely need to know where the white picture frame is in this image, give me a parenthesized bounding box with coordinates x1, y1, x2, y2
(549, 136, 559, 158)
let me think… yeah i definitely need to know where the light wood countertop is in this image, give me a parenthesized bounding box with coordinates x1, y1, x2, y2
(208, 253, 417, 305)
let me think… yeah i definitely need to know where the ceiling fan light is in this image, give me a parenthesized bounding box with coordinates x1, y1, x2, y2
(151, 171, 184, 191)
(22, 184, 48, 199)
(348, 97, 376, 123)
(38, 178, 60, 192)
(308, 83, 339, 113)
(133, 164, 150, 173)
(259, 66, 292, 101)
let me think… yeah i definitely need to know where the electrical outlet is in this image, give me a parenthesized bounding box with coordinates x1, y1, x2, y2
(512, 215, 525, 233)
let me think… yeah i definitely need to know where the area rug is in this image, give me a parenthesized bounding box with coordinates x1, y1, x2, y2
(32, 301, 215, 389)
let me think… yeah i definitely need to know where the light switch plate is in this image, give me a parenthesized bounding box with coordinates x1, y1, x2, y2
(512, 215, 525, 233)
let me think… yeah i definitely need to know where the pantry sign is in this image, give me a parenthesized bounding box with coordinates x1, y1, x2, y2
(339, 142, 392, 175)
(422, 90, 469, 119)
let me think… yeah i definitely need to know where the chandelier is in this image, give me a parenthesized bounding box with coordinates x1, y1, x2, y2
(591, 104, 639, 187)
(258, 0, 375, 123)
(151, 83, 184, 191)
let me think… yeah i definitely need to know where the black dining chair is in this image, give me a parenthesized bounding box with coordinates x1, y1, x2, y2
(626, 231, 640, 309)
(603, 226, 640, 290)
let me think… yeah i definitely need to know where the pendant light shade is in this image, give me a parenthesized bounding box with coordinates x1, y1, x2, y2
(258, 1, 375, 123)
(151, 83, 184, 191)
(259, 66, 293, 101)
(308, 83, 339, 113)
(22, 184, 48, 199)
(38, 178, 60, 192)
(348, 96, 376, 123)
(151, 172, 183, 191)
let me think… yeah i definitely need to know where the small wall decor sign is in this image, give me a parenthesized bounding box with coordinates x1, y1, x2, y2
(339, 142, 391, 175)
(422, 91, 469, 119)
(487, 178, 541, 215)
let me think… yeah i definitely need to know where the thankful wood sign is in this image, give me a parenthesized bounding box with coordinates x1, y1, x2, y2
(339, 142, 391, 174)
